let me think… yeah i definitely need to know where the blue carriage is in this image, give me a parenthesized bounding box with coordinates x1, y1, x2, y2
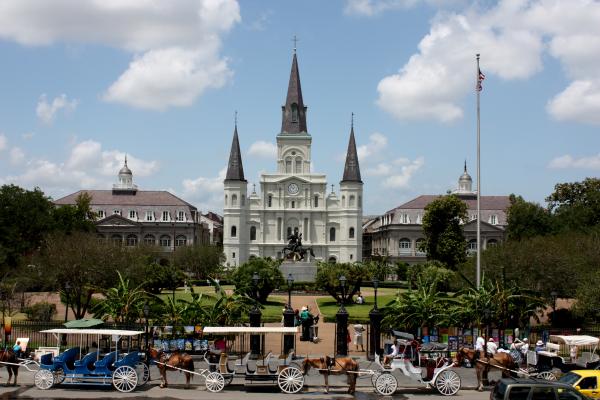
(33, 328, 148, 393)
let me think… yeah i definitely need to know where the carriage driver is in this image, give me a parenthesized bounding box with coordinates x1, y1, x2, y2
(12, 341, 22, 358)
(383, 339, 399, 366)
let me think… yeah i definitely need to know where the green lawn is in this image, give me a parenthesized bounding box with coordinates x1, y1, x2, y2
(316, 294, 397, 323)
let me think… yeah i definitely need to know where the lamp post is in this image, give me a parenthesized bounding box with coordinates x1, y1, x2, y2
(283, 274, 295, 355)
(484, 308, 491, 346)
(335, 275, 349, 356)
(249, 272, 262, 356)
(64, 282, 71, 322)
(550, 291, 558, 312)
(369, 276, 382, 360)
(143, 302, 150, 350)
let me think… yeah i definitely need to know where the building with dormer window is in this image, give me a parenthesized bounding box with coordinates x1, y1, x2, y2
(223, 50, 363, 266)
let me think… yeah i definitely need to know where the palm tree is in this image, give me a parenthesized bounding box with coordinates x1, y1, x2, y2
(92, 271, 149, 323)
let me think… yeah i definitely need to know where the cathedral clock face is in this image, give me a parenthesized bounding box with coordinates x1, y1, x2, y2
(287, 183, 300, 195)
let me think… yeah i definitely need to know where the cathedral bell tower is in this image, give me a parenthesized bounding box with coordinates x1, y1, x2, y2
(223, 122, 248, 266)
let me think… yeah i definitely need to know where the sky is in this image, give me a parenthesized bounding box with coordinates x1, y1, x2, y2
(1, 0, 599, 215)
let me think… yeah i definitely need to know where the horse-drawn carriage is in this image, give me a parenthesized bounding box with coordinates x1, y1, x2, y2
(525, 335, 600, 379)
(33, 328, 149, 393)
(370, 333, 461, 396)
(201, 326, 305, 394)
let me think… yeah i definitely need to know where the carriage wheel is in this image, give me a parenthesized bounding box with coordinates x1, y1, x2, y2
(435, 370, 461, 396)
(34, 369, 54, 390)
(53, 368, 65, 384)
(278, 366, 304, 394)
(112, 365, 138, 393)
(205, 372, 225, 392)
(537, 371, 557, 381)
(371, 371, 382, 387)
(375, 372, 397, 396)
(135, 362, 150, 386)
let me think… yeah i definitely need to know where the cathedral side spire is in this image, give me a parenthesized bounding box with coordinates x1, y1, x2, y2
(224, 124, 246, 182)
(341, 119, 362, 183)
(281, 50, 307, 134)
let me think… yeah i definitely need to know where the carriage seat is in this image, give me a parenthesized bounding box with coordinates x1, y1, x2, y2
(235, 352, 251, 368)
(92, 351, 117, 375)
(40, 353, 53, 367)
(576, 352, 600, 368)
(545, 343, 560, 354)
(53, 347, 80, 371)
(114, 352, 140, 368)
(74, 351, 99, 374)
(219, 353, 235, 374)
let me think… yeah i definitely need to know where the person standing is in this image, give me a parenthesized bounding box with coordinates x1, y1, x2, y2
(353, 324, 365, 352)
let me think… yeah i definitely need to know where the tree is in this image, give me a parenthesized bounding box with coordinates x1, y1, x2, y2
(0, 185, 55, 269)
(547, 178, 600, 232)
(52, 192, 96, 234)
(420, 195, 468, 269)
(230, 258, 284, 303)
(314, 262, 372, 304)
(92, 271, 149, 323)
(174, 244, 224, 279)
(573, 267, 600, 322)
(506, 194, 554, 241)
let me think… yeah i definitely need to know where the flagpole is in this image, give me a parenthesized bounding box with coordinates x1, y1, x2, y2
(476, 53, 481, 289)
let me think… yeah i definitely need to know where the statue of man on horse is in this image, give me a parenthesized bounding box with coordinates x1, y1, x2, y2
(282, 228, 315, 261)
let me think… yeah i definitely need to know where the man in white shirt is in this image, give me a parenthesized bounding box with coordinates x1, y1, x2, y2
(383, 339, 399, 366)
(475, 337, 485, 352)
(487, 338, 498, 355)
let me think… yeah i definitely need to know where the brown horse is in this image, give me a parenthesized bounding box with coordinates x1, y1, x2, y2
(147, 347, 194, 389)
(455, 347, 516, 391)
(0, 349, 19, 386)
(302, 356, 359, 394)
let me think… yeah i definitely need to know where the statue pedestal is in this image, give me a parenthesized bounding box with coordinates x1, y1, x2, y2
(279, 261, 317, 282)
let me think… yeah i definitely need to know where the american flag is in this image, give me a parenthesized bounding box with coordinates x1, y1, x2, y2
(476, 68, 485, 91)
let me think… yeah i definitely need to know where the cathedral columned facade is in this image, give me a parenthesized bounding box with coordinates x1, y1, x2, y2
(223, 51, 363, 266)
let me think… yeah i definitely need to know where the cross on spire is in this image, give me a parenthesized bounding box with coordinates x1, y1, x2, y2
(292, 35, 299, 54)
(351, 112, 354, 129)
(235, 110, 238, 127)
(331, 184, 334, 193)
(252, 183, 256, 193)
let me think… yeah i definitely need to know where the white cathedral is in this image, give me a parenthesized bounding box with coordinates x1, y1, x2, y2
(223, 51, 363, 266)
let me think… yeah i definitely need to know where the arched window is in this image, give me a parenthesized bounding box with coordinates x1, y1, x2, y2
(329, 227, 336, 242)
(314, 195, 319, 208)
(144, 234, 156, 245)
(225, 194, 228, 205)
(328, 256, 337, 263)
(349, 227, 355, 239)
(487, 239, 498, 248)
(342, 196, 346, 207)
(295, 156, 302, 173)
(399, 238, 411, 254)
(111, 234, 122, 245)
(249, 255, 257, 260)
(268, 195, 272, 207)
(286, 158, 292, 173)
(231, 194, 238, 206)
(231, 225, 237, 238)
(250, 226, 257, 241)
(468, 239, 478, 253)
(349, 195, 355, 207)
(291, 103, 298, 122)
(126, 234, 138, 246)
(175, 235, 187, 247)
(159, 235, 171, 247)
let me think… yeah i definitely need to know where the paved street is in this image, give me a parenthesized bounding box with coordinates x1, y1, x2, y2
(0, 363, 502, 399)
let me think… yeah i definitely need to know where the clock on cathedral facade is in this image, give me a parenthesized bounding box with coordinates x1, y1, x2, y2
(223, 51, 363, 266)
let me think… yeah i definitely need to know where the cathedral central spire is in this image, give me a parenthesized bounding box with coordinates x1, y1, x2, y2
(281, 51, 307, 134)
(225, 123, 246, 182)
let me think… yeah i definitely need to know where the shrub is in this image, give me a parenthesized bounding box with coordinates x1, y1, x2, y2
(24, 302, 57, 321)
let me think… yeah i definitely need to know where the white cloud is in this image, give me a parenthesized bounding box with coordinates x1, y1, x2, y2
(36, 94, 78, 124)
(0, 0, 241, 111)
(548, 154, 600, 170)
(547, 80, 600, 125)
(357, 132, 388, 161)
(181, 168, 226, 212)
(0, 134, 6, 151)
(247, 140, 277, 159)
(248, 10, 272, 31)
(377, 0, 600, 124)
(22, 132, 35, 140)
(344, 0, 460, 16)
(383, 156, 425, 188)
(4, 139, 159, 194)
(9, 147, 25, 165)
(364, 163, 391, 177)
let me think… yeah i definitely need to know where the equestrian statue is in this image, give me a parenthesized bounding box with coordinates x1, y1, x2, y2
(282, 228, 315, 261)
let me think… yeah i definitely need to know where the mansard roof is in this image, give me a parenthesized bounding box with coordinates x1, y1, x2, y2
(54, 190, 196, 209)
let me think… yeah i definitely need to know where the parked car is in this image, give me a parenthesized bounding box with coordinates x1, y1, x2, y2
(490, 377, 592, 400)
(559, 370, 600, 398)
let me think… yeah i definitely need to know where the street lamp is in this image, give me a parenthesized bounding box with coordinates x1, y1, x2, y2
(369, 276, 382, 360)
(64, 282, 71, 322)
(249, 272, 262, 356)
(283, 274, 295, 355)
(336, 275, 349, 356)
(550, 291, 558, 312)
(143, 302, 150, 350)
(484, 308, 491, 344)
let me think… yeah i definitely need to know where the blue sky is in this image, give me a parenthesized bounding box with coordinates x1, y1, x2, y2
(1, 0, 599, 215)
